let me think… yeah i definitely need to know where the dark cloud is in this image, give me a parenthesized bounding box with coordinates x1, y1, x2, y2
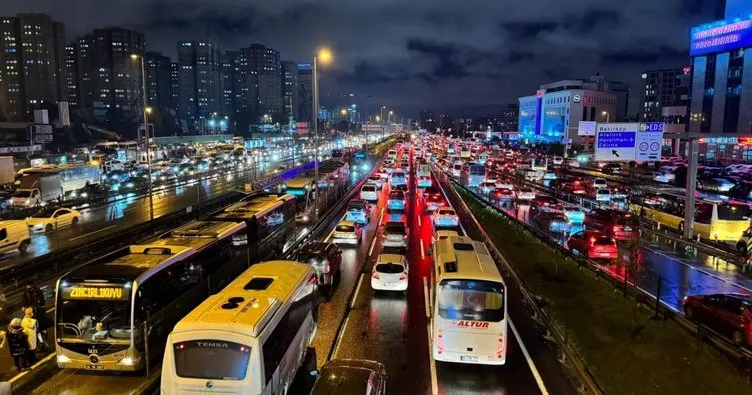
(0, 0, 724, 116)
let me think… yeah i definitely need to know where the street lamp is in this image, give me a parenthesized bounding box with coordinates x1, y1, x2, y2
(131, 53, 154, 221)
(601, 111, 610, 123)
(313, 47, 333, 220)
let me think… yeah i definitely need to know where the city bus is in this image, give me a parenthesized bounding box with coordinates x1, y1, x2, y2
(282, 177, 317, 223)
(161, 261, 318, 395)
(460, 162, 486, 188)
(628, 186, 752, 242)
(430, 235, 507, 365)
(210, 192, 297, 261)
(54, 220, 248, 371)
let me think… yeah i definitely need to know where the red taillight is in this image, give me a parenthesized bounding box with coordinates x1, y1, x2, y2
(613, 226, 619, 233)
(372, 272, 380, 279)
(589, 237, 596, 247)
(399, 273, 407, 280)
(496, 334, 505, 358)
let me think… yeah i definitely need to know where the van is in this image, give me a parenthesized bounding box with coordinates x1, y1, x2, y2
(0, 220, 31, 253)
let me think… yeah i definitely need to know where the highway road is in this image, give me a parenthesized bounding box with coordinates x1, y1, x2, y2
(453, 172, 752, 315)
(312, 149, 574, 395)
(0, 158, 310, 271)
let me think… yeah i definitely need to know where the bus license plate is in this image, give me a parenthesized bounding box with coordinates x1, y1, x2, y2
(86, 364, 104, 370)
(460, 355, 478, 362)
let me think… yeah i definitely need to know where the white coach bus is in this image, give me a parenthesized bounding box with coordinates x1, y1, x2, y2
(430, 235, 508, 365)
(161, 261, 319, 395)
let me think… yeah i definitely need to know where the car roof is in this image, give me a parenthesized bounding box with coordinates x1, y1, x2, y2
(376, 253, 405, 263)
(300, 242, 331, 254)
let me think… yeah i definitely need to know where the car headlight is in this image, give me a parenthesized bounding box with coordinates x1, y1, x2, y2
(25, 199, 31, 205)
(81, 192, 88, 198)
(57, 355, 72, 364)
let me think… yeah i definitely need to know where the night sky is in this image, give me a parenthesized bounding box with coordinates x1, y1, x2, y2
(5, 0, 724, 117)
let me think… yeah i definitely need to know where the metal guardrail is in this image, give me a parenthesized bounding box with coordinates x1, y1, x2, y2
(448, 175, 752, 380)
(433, 169, 603, 394)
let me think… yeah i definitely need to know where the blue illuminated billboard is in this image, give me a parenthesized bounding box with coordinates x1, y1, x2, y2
(690, 18, 752, 57)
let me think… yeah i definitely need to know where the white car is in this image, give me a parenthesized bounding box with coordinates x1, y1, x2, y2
(517, 187, 536, 201)
(432, 207, 459, 228)
(552, 156, 564, 166)
(651, 171, 674, 183)
(331, 220, 362, 245)
(595, 188, 611, 202)
(565, 159, 580, 168)
(360, 184, 379, 202)
(382, 221, 409, 248)
(26, 208, 82, 233)
(592, 178, 608, 189)
(371, 254, 409, 293)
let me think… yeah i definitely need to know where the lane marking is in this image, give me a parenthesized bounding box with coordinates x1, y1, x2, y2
(69, 225, 116, 241)
(351, 274, 366, 309)
(420, 239, 425, 260)
(378, 207, 385, 225)
(509, 318, 550, 395)
(324, 228, 335, 243)
(332, 315, 351, 359)
(368, 231, 378, 257)
(423, 276, 430, 318)
(418, 215, 422, 227)
(426, 325, 439, 395)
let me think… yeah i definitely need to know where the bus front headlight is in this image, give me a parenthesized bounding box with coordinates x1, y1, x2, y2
(57, 354, 72, 364)
(118, 356, 136, 366)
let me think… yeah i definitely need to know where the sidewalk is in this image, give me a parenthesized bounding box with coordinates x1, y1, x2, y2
(0, 301, 54, 383)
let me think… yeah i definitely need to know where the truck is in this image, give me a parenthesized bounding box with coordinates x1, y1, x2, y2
(11, 173, 63, 207)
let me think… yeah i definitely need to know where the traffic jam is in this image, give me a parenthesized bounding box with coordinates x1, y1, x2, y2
(421, 134, 752, 351)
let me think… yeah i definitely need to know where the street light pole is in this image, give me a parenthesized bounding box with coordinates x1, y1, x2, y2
(133, 54, 154, 221)
(312, 55, 319, 220)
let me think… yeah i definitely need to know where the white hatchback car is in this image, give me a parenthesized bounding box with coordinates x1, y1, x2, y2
(371, 254, 409, 293)
(360, 184, 379, 201)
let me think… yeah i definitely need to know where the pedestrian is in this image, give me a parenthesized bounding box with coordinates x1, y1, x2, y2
(21, 307, 38, 364)
(3, 318, 29, 370)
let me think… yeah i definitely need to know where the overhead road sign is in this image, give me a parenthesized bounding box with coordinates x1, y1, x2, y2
(595, 123, 638, 162)
(636, 122, 664, 161)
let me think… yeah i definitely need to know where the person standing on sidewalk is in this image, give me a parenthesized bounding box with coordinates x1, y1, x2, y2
(2, 318, 29, 370)
(21, 307, 38, 364)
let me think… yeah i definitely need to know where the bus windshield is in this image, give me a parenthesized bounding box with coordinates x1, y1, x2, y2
(57, 298, 132, 343)
(173, 340, 251, 380)
(438, 279, 504, 322)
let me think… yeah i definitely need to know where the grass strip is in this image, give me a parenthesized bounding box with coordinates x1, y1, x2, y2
(456, 186, 750, 395)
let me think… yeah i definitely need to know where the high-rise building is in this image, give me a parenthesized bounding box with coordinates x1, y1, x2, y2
(281, 61, 299, 123)
(438, 114, 450, 129)
(169, 62, 179, 111)
(639, 67, 689, 122)
(145, 52, 171, 112)
(177, 40, 222, 125)
(70, 27, 146, 127)
(688, 8, 752, 135)
(64, 43, 79, 107)
(297, 63, 313, 122)
(0, 13, 66, 122)
(221, 50, 244, 124)
(419, 110, 436, 130)
(499, 104, 519, 132)
(240, 44, 282, 119)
